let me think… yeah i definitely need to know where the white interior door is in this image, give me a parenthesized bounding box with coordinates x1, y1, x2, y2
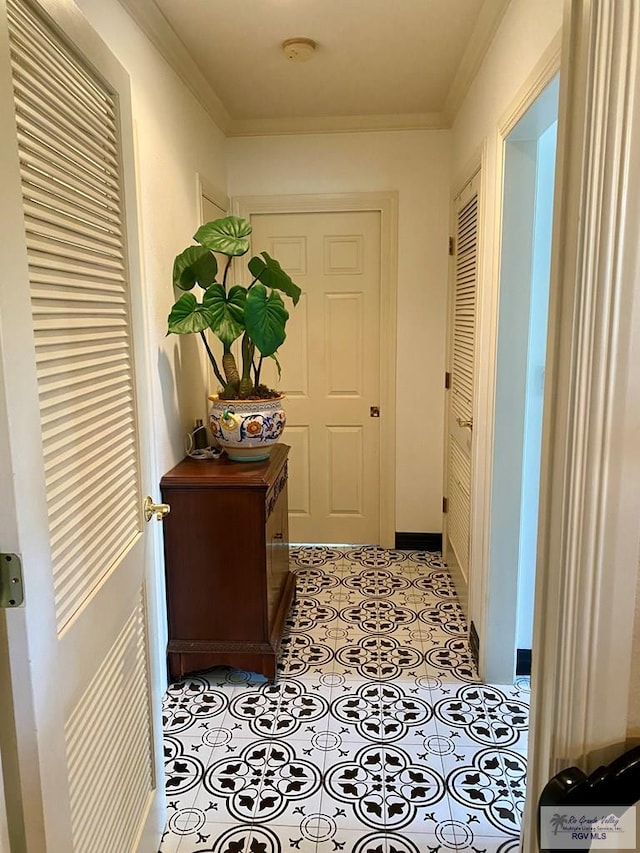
(0, 1, 163, 849)
(251, 211, 381, 544)
(444, 175, 480, 599)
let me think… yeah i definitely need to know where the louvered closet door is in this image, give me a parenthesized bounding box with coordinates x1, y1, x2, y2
(0, 1, 162, 850)
(445, 174, 480, 588)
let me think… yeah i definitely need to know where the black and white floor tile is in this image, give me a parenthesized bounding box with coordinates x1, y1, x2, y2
(159, 547, 529, 853)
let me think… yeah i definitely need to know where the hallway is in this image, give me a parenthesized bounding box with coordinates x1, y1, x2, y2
(159, 547, 529, 853)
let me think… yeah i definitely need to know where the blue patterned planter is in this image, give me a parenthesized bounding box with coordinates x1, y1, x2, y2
(208, 395, 286, 462)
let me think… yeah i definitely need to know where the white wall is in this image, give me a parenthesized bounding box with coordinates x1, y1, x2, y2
(227, 130, 450, 533)
(74, 0, 228, 477)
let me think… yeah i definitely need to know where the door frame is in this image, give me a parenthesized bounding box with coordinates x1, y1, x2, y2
(233, 192, 398, 549)
(523, 3, 640, 850)
(467, 34, 562, 682)
(0, 0, 165, 847)
(483, 78, 559, 685)
(197, 173, 229, 221)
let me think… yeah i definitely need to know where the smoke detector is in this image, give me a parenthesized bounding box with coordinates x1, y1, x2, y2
(282, 37, 317, 62)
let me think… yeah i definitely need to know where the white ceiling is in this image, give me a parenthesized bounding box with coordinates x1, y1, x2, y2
(119, 0, 511, 135)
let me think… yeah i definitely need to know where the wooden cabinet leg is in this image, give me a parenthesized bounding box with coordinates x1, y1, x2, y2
(263, 656, 277, 683)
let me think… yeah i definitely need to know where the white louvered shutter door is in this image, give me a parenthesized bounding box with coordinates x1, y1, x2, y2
(447, 433, 472, 576)
(451, 193, 478, 424)
(9, 0, 140, 630)
(446, 178, 479, 581)
(1, 1, 162, 849)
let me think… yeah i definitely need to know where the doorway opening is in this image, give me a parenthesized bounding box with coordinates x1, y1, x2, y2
(483, 75, 559, 684)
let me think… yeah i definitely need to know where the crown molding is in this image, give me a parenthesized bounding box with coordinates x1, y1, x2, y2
(116, 0, 504, 137)
(444, 0, 511, 123)
(116, 0, 231, 133)
(116, 0, 451, 137)
(227, 112, 449, 137)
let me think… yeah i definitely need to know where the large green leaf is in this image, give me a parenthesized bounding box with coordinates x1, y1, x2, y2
(194, 216, 252, 257)
(167, 292, 215, 334)
(244, 284, 288, 357)
(172, 246, 217, 291)
(248, 251, 301, 305)
(203, 284, 246, 346)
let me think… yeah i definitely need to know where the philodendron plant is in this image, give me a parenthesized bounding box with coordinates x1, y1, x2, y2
(167, 215, 301, 400)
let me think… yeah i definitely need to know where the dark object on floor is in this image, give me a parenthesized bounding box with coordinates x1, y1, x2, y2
(516, 648, 532, 676)
(469, 619, 480, 670)
(395, 531, 442, 551)
(538, 745, 640, 852)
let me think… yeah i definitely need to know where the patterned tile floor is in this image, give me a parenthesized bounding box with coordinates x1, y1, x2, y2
(159, 547, 530, 853)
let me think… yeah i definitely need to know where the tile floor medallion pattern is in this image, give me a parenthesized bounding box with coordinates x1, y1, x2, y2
(159, 548, 529, 853)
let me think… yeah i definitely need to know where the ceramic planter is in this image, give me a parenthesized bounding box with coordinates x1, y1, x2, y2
(208, 395, 286, 462)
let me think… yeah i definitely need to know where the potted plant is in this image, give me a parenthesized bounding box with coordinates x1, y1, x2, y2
(167, 215, 301, 461)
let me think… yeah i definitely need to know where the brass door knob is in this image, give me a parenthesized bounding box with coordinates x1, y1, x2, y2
(143, 496, 170, 523)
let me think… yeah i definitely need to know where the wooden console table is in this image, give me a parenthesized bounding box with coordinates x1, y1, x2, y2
(160, 444, 294, 681)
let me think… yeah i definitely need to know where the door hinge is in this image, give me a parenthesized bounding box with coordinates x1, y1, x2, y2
(0, 553, 24, 608)
(448, 236, 455, 256)
(442, 497, 449, 514)
(445, 371, 451, 389)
